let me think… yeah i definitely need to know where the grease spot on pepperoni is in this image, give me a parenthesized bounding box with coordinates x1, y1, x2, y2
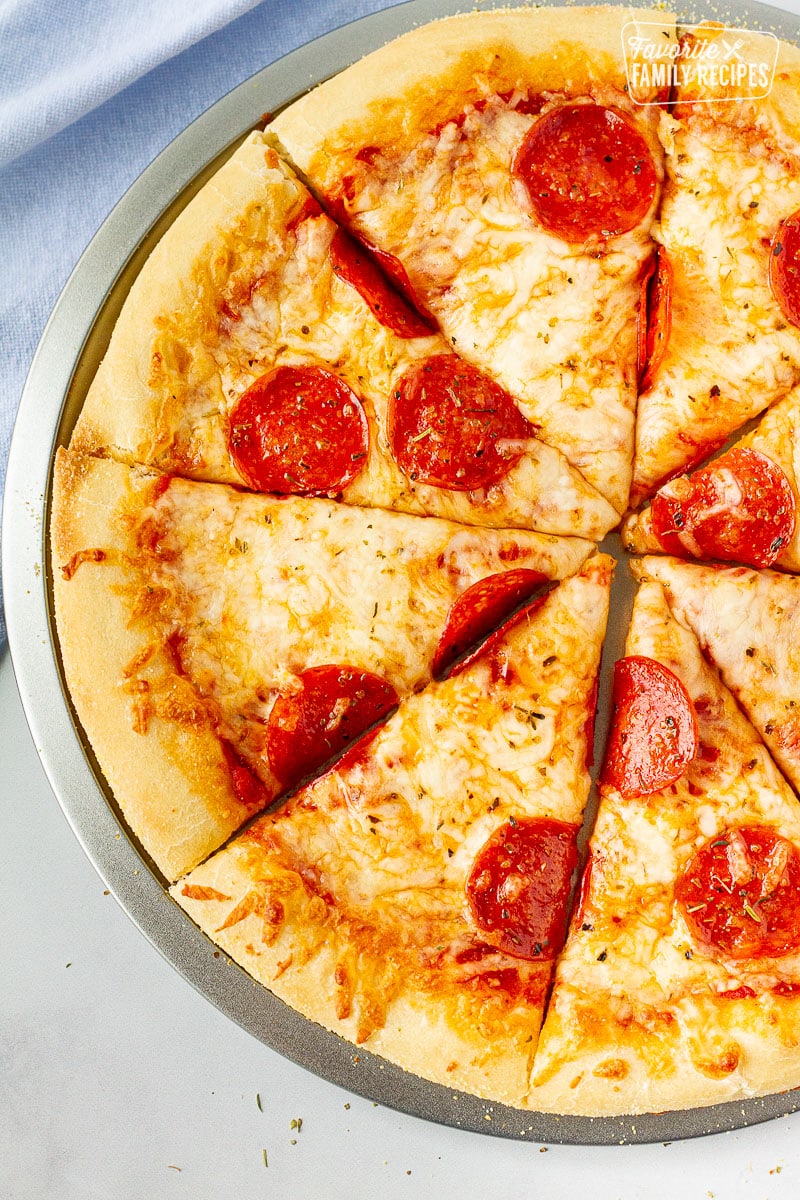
(466, 817, 579, 961)
(601, 656, 698, 798)
(388, 354, 536, 491)
(329, 228, 434, 338)
(266, 666, 397, 790)
(769, 209, 800, 327)
(228, 365, 369, 496)
(638, 246, 673, 392)
(432, 568, 548, 678)
(676, 826, 800, 959)
(514, 103, 658, 242)
(649, 446, 796, 569)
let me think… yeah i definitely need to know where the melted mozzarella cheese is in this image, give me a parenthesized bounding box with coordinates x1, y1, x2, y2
(139, 477, 591, 772)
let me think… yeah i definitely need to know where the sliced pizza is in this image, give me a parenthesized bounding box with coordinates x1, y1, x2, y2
(530, 575, 800, 1116)
(171, 555, 613, 1107)
(52, 446, 594, 881)
(632, 27, 800, 502)
(624, 386, 800, 571)
(633, 555, 800, 797)
(271, 6, 673, 514)
(71, 133, 617, 539)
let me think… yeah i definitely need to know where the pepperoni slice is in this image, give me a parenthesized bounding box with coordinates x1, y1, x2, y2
(466, 817, 579, 961)
(266, 666, 397, 790)
(329, 229, 434, 339)
(676, 826, 800, 959)
(601, 656, 699, 798)
(514, 103, 658, 242)
(228, 365, 369, 496)
(220, 741, 270, 812)
(649, 446, 796, 569)
(432, 568, 548, 678)
(448, 590, 554, 679)
(769, 209, 800, 328)
(638, 246, 673, 392)
(388, 354, 536, 491)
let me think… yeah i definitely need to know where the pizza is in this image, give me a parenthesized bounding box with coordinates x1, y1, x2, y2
(530, 576, 800, 1115)
(172, 557, 612, 1108)
(624, 387, 800, 571)
(52, 446, 592, 881)
(633, 555, 800, 795)
(629, 24, 800, 501)
(71, 134, 617, 539)
(270, 5, 672, 514)
(48, 3, 800, 1120)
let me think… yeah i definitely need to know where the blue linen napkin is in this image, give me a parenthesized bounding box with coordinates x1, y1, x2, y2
(0, 0, 400, 641)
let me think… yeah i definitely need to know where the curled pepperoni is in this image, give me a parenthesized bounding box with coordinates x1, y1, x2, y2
(432, 568, 548, 678)
(677, 826, 800, 959)
(228, 365, 369, 496)
(638, 246, 673, 392)
(769, 209, 800, 328)
(266, 666, 397, 790)
(466, 817, 579, 961)
(329, 229, 434, 339)
(514, 103, 658, 242)
(649, 446, 796, 569)
(601, 656, 699, 798)
(388, 354, 536, 491)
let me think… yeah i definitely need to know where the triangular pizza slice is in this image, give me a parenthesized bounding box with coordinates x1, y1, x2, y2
(632, 27, 800, 502)
(633, 555, 800, 796)
(531, 575, 800, 1115)
(51, 447, 593, 881)
(72, 133, 617, 539)
(624, 385, 800, 571)
(171, 555, 612, 1107)
(271, 6, 673, 514)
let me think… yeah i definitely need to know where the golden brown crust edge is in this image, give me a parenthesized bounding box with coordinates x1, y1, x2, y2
(530, 988, 800, 1116)
(270, 6, 676, 178)
(51, 448, 257, 882)
(170, 845, 539, 1109)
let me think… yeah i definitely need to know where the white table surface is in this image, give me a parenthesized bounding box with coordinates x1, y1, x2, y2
(7, 3, 800, 1192)
(4, 644, 800, 1200)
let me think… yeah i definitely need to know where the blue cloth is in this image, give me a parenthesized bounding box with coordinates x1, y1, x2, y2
(0, 0, 400, 638)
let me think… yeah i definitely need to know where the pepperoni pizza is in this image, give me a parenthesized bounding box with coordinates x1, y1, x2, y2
(531, 578, 800, 1115)
(631, 24, 800, 502)
(172, 557, 612, 1108)
(49, 3, 800, 1121)
(271, 6, 671, 514)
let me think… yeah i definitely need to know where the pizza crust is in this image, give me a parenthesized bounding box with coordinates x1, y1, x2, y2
(51, 449, 258, 881)
(271, 6, 673, 173)
(72, 133, 306, 475)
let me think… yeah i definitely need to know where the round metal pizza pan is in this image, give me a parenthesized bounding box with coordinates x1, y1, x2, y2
(6, 0, 800, 1146)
